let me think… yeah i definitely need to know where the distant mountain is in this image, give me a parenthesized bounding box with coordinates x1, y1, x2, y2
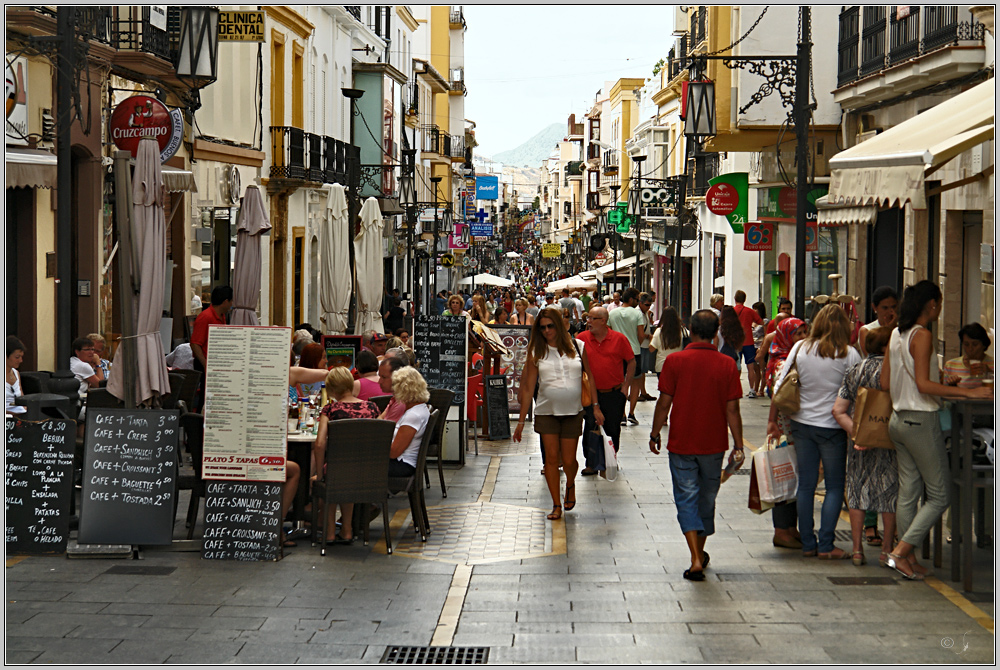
(491, 123, 564, 168)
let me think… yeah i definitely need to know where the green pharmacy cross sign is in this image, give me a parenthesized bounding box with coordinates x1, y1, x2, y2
(607, 202, 634, 233)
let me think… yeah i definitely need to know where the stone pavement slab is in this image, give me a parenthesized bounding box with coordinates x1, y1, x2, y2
(4, 373, 994, 664)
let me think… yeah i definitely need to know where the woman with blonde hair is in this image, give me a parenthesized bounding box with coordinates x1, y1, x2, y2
(768, 304, 861, 559)
(510, 298, 535, 325)
(312, 366, 381, 544)
(389, 366, 432, 477)
(513, 307, 601, 520)
(443, 295, 468, 317)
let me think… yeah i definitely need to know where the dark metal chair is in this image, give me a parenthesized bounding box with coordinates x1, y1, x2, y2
(19, 371, 51, 395)
(388, 409, 439, 542)
(311, 418, 396, 555)
(370, 394, 393, 413)
(170, 369, 202, 413)
(177, 412, 205, 539)
(426, 388, 455, 497)
(84, 389, 124, 409)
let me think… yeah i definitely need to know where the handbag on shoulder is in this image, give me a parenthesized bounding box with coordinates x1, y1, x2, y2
(772, 350, 801, 415)
(851, 386, 894, 449)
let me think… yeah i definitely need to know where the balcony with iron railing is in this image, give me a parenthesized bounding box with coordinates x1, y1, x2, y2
(838, 5, 986, 89)
(344, 6, 362, 22)
(687, 152, 719, 198)
(421, 124, 441, 155)
(586, 142, 601, 161)
(271, 127, 357, 184)
(689, 6, 707, 49)
(602, 148, 618, 175)
(449, 134, 465, 160)
(449, 6, 465, 28)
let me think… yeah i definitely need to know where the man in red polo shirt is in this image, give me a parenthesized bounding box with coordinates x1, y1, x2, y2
(649, 309, 744, 581)
(190, 285, 233, 371)
(578, 305, 634, 474)
(733, 289, 763, 398)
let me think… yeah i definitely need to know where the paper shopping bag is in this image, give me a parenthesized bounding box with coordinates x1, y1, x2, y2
(753, 442, 798, 504)
(851, 386, 894, 449)
(747, 464, 773, 515)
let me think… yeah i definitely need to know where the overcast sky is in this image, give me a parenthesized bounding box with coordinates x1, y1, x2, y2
(464, 5, 677, 158)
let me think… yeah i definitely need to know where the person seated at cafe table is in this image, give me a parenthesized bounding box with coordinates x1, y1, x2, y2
(353, 350, 383, 400)
(388, 366, 433, 477)
(943, 322, 994, 388)
(377, 352, 411, 423)
(362, 330, 389, 360)
(292, 343, 327, 404)
(312, 366, 381, 544)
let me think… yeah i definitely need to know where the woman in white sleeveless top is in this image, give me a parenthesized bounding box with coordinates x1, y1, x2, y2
(880, 281, 991, 579)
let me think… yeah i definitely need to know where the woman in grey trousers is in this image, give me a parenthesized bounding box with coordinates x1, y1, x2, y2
(880, 280, 991, 580)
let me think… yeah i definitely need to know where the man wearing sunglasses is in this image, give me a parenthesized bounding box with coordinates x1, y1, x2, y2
(577, 306, 634, 475)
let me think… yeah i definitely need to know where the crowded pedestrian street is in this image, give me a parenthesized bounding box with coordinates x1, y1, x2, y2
(6, 392, 994, 664)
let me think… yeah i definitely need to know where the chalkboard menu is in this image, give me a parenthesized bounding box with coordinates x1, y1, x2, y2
(202, 481, 281, 561)
(415, 315, 467, 405)
(487, 325, 531, 414)
(78, 409, 180, 546)
(482, 375, 511, 440)
(5, 418, 76, 555)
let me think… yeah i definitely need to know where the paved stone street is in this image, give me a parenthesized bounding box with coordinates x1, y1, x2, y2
(6, 371, 995, 664)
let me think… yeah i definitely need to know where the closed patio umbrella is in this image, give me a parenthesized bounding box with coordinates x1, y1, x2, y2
(230, 185, 270, 326)
(320, 183, 351, 334)
(354, 196, 384, 335)
(107, 137, 171, 407)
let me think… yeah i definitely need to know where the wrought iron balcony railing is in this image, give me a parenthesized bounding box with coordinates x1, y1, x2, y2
(838, 5, 985, 87)
(344, 6, 362, 22)
(689, 6, 706, 48)
(112, 6, 174, 61)
(360, 164, 398, 198)
(270, 126, 306, 180)
(587, 142, 601, 161)
(421, 124, 441, 154)
(324, 136, 351, 185)
(306, 133, 324, 182)
(449, 134, 464, 159)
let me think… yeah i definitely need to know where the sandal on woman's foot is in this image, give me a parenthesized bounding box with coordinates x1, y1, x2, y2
(879, 551, 890, 567)
(547, 505, 563, 521)
(563, 484, 576, 511)
(852, 551, 866, 566)
(329, 534, 354, 545)
(886, 553, 923, 580)
(683, 568, 705, 581)
(802, 549, 818, 557)
(864, 525, 882, 546)
(818, 547, 851, 560)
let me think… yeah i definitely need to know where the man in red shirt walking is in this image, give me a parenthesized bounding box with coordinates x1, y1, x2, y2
(578, 306, 634, 475)
(732, 289, 763, 398)
(190, 285, 233, 408)
(649, 309, 744, 581)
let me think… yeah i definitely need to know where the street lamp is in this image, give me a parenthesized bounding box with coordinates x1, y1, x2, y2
(174, 6, 220, 112)
(627, 155, 645, 290)
(680, 8, 812, 317)
(342, 87, 365, 327)
(610, 183, 620, 297)
(429, 176, 443, 311)
(399, 147, 417, 310)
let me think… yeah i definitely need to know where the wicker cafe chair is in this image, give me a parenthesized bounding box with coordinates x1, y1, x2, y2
(311, 418, 396, 556)
(388, 409, 439, 542)
(425, 388, 456, 497)
(370, 394, 393, 414)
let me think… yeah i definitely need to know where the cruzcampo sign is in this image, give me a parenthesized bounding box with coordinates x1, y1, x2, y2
(706, 172, 749, 234)
(109, 95, 181, 163)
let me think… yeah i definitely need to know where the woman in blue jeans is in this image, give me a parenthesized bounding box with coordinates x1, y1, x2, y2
(768, 305, 861, 558)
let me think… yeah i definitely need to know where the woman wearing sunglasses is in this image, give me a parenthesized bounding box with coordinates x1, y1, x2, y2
(513, 307, 601, 520)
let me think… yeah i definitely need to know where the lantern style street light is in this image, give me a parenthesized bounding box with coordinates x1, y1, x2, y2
(175, 7, 220, 112)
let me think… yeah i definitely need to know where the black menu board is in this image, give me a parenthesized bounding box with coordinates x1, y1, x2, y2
(482, 375, 511, 440)
(415, 315, 467, 405)
(5, 417, 76, 555)
(78, 409, 180, 545)
(202, 481, 281, 561)
(486, 325, 531, 414)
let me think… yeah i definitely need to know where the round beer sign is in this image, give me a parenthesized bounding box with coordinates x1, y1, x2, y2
(109, 95, 172, 157)
(706, 182, 739, 216)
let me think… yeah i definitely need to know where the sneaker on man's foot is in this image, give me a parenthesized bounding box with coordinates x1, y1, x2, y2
(627, 415, 639, 426)
(621, 417, 628, 426)
(747, 391, 757, 399)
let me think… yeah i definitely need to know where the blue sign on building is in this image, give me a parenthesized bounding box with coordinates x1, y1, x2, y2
(476, 175, 499, 200)
(469, 222, 494, 238)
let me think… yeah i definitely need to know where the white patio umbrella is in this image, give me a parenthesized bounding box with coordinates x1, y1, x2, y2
(353, 196, 385, 335)
(458, 272, 514, 287)
(107, 137, 171, 407)
(504, 251, 521, 258)
(229, 185, 270, 326)
(320, 183, 351, 334)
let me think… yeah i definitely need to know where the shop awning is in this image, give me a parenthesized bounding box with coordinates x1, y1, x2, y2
(6, 148, 57, 189)
(594, 251, 654, 281)
(828, 78, 994, 210)
(161, 166, 198, 193)
(814, 195, 877, 226)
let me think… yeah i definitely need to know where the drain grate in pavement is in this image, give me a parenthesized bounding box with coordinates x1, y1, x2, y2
(103, 565, 176, 576)
(381, 646, 489, 664)
(827, 576, 896, 586)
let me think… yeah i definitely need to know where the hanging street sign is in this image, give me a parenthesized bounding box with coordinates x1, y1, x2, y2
(462, 255, 471, 267)
(542, 243, 561, 258)
(218, 10, 266, 42)
(706, 172, 749, 234)
(743, 221, 774, 251)
(109, 95, 175, 161)
(440, 253, 455, 267)
(470, 222, 494, 238)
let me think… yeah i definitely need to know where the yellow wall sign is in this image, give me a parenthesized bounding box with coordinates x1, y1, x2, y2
(218, 11, 266, 42)
(542, 243, 561, 258)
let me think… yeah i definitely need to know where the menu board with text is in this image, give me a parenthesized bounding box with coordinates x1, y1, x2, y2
(202, 326, 291, 481)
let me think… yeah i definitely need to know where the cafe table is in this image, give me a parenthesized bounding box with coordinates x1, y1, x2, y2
(949, 398, 994, 591)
